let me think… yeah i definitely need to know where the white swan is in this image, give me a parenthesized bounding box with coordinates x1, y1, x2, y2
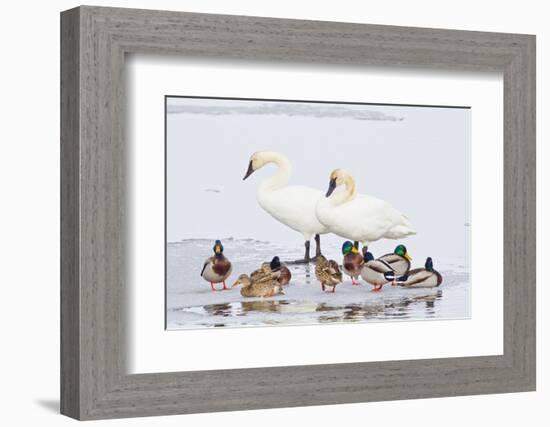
(315, 169, 415, 246)
(243, 151, 329, 262)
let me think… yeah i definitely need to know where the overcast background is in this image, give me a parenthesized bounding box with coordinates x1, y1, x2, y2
(166, 96, 470, 262)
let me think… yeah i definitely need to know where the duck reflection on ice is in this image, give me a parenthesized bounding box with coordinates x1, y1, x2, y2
(202, 303, 233, 317)
(187, 289, 444, 327)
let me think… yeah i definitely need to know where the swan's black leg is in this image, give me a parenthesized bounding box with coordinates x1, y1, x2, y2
(288, 240, 311, 264)
(287, 239, 321, 264)
(304, 240, 311, 263)
(315, 234, 322, 257)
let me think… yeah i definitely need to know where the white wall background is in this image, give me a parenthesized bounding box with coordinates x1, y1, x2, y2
(0, 0, 545, 426)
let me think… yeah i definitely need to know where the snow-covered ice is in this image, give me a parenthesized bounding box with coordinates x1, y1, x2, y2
(166, 238, 470, 330)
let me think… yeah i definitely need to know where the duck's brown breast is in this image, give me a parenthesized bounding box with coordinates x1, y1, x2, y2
(277, 265, 292, 285)
(212, 255, 231, 276)
(344, 252, 364, 276)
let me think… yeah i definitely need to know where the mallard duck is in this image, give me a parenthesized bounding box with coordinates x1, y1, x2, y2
(383, 270, 409, 286)
(377, 244, 412, 277)
(250, 262, 274, 284)
(360, 251, 395, 292)
(341, 240, 364, 285)
(231, 274, 285, 298)
(269, 256, 292, 286)
(399, 257, 443, 288)
(315, 254, 343, 292)
(316, 169, 415, 247)
(200, 240, 232, 291)
(248, 256, 291, 286)
(243, 151, 329, 263)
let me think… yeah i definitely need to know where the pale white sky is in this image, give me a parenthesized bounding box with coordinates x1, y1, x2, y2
(166, 96, 470, 260)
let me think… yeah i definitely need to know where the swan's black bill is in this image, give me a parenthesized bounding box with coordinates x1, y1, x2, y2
(325, 178, 337, 197)
(243, 160, 255, 180)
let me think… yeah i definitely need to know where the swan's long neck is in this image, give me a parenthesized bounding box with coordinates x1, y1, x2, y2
(258, 152, 292, 192)
(331, 176, 357, 205)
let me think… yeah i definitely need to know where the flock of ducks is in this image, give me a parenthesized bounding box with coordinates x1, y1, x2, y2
(200, 241, 291, 297)
(200, 239, 442, 297)
(199, 150, 443, 298)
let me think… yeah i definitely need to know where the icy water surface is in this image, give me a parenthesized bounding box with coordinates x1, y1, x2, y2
(167, 239, 470, 330)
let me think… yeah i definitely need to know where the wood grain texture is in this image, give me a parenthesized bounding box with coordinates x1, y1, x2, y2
(60, 5, 536, 420)
(60, 7, 80, 419)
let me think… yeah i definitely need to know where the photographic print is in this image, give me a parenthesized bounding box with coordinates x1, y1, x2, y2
(166, 96, 470, 330)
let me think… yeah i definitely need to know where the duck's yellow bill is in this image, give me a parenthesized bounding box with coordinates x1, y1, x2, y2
(405, 253, 412, 261)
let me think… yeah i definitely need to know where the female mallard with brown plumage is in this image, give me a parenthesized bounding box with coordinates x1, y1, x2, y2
(360, 250, 394, 292)
(377, 244, 412, 277)
(341, 241, 364, 285)
(399, 257, 443, 288)
(250, 262, 274, 284)
(231, 274, 285, 298)
(315, 254, 343, 292)
(200, 240, 232, 291)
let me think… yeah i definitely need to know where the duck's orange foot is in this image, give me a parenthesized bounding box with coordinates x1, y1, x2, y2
(371, 285, 383, 292)
(351, 278, 360, 286)
(221, 281, 230, 291)
(210, 282, 217, 291)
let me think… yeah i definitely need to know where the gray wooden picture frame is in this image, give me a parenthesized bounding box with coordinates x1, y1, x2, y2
(60, 5, 536, 421)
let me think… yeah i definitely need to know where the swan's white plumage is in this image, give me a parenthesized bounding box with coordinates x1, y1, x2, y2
(257, 185, 328, 240)
(247, 151, 328, 241)
(316, 170, 415, 243)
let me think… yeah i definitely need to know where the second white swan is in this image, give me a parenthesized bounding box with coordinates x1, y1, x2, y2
(243, 151, 329, 263)
(316, 169, 416, 246)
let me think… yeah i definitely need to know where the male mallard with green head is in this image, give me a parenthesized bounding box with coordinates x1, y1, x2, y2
(269, 256, 292, 286)
(315, 254, 343, 292)
(341, 240, 364, 285)
(232, 274, 285, 298)
(378, 244, 412, 277)
(399, 257, 443, 288)
(360, 250, 394, 292)
(200, 240, 232, 291)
